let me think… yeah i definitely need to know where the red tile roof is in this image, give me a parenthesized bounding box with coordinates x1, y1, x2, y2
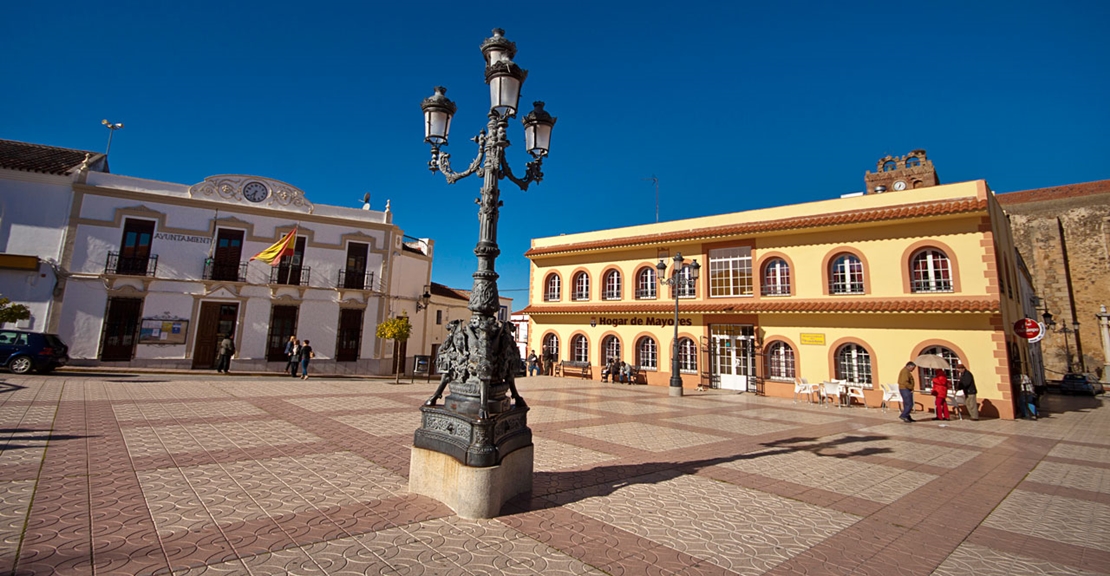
(525, 196, 987, 257)
(0, 139, 106, 175)
(520, 297, 999, 315)
(996, 179, 1110, 206)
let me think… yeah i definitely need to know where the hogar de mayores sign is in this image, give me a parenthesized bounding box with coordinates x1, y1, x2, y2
(595, 316, 694, 327)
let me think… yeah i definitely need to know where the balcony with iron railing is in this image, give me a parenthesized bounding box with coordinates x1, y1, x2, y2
(270, 264, 311, 286)
(337, 269, 376, 290)
(203, 258, 248, 282)
(635, 288, 657, 300)
(105, 252, 158, 277)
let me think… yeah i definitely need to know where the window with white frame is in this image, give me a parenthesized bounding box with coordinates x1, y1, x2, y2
(835, 343, 872, 386)
(572, 272, 590, 301)
(637, 267, 657, 299)
(761, 258, 791, 296)
(544, 274, 561, 301)
(678, 337, 697, 373)
(765, 341, 795, 380)
(911, 249, 953, 293)
(572, 334, 589, 363)
(708, 246, 753, 297)
(637, 337, 657, 370)
(601, 335, 621, 364)
(542, 333, 559, 361)
(602, 270, 622, 300)
(673, 265, 696, 298)
(829, 253, 865, 294)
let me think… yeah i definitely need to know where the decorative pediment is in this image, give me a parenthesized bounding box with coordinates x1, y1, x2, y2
(206, 286, 239, 299)
(189, 175, 314, 214)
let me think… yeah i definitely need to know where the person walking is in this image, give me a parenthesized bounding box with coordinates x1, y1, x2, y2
(931, 371, 950, 420)
(215, 334, 235, 374)
(299, 339, 314, 380)
(956, 362, 979, 420)
(527, 350, 539, 377)
(284, 335, 298, 376)
(897, 361, 917, 423)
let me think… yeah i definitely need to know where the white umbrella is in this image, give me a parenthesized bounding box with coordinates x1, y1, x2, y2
(913, 354, 952, 370)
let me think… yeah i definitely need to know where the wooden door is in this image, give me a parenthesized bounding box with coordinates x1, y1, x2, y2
(213, 229, 244, 281)
(100, 298, 142, 361)
(118, 219, 155, 275)
(192, 302, 237, 369)
(335, 308, 363, 362)
(343, 242, 369, 289)
(266, 305, 299, 361)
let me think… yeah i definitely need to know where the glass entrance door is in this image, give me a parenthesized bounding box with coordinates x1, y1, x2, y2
(710, 325, 755, 391)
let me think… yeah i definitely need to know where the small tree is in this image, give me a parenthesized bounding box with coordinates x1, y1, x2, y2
(376, 315, 413, 383)
(0, 296, 31, 326)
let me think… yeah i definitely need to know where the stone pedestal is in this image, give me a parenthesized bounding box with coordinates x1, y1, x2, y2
(669, 386, 683, 397)
(409, 444, 533, 519)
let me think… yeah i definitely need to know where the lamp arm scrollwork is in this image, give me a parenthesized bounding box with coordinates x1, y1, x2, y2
(429, 131, 487, 184)
(499, 155, 545, 192)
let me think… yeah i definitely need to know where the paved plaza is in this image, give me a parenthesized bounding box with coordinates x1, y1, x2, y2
(1, 372, 1109, 575)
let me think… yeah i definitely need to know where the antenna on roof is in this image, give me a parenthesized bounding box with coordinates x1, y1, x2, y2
(361, 192, 371, 210)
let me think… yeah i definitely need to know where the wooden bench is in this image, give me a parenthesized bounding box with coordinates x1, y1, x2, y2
(558, 360, 592, 379)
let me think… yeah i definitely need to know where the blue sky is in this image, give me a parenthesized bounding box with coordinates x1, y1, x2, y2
(4, 1, 1108, 307)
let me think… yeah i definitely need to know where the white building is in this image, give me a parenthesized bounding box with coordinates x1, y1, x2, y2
(0, 138, 437, 375)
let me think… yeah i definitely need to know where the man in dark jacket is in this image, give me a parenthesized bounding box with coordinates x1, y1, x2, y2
(216, 334, 235, 374)
(956, 362, 978, 420)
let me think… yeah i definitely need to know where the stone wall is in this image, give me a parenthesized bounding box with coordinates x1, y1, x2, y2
(998, 180, 1110, 378)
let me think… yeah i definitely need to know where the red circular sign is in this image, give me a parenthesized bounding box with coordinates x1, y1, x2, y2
(1014, 318, 1042, 339)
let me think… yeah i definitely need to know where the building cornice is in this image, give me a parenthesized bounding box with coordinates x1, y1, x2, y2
(520, 296, 999, 315)
(525, 196, 987, 258)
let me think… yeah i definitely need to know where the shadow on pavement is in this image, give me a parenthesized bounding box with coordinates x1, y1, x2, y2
(514, 433, 891, 511)
(0, 428, 94, 450)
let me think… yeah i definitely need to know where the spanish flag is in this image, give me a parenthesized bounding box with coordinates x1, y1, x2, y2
(250, 226, 298, 267)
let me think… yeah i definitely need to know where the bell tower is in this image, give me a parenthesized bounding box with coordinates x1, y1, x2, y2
(864, 149, 940, 194)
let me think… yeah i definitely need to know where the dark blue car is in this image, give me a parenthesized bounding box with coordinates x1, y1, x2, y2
(1059, 373, 1103, 396)
(0, 330, 69, 374)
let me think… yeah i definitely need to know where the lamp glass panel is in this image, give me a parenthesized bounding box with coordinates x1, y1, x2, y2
(489, 76, 521, 116)
(529, 123, 552, 154)
(486, 48, 505, 66)
(424, 109, 451, 144)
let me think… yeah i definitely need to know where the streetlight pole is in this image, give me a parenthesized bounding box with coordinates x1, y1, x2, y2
(1042, 310, 1079, 374)
(101, 119, 123, 157)
(657, 253, 700, 397)
(414, 29, 556, 469)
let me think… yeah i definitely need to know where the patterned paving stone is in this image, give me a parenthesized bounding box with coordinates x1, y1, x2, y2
(286, 395, 412, 413)
(525, 405, 601, 425)
(818, 432, 983, 468)
(122, 420, 323, 456)
(1024, 461, 1110, 494)
(717, 443, 938, 503)
(932, 542, 1107, 576)
(665, 413, 798, 436)
(334, 411, 423, 437)
(533, 437, 618, 472)
(860, 422, 1008, 448)
(562, 422, 728, 452)
(1048, 442, 1110, 465)
(731, 406, 850, 425)
(585, 400, 683, 416)
(555, 473, 859, 575)
(982, 490, 1110, 553)
(112, 400, 265, 422)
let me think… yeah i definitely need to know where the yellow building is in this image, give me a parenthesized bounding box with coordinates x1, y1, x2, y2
(521, 180, 1035, 419)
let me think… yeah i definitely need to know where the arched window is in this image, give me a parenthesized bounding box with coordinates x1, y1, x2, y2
(602, 270, 622, 300)
(765, 341, 795, 381)
(829, 254, 864, 294)
(761, 258, 791, 296)
(572, 272, 590, 301)
(544, 274, 561, 301)
(601, 335, 621, 364)
(911, 249, 953, 293)
(636, 267, 657, 299)
(678, 337, 697, 373)
(637, 337, 657, 370)
(917, 346, 961, 391)
(542, 333, 559, 362)
(835, 343, 872, 386)
(883, 160, 897, 172)
(906, 157, 921, 168)
(571, 334, 589, 363)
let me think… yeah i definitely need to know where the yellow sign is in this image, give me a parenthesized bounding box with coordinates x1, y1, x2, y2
(800, 333, 826, 346)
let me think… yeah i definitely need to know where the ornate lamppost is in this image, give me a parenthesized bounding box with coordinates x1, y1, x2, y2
(656, 253, 700, 396)
(410, 29, 555, 518)
(1096, 305, 1110, 384)
(1042, 310, 1080, 374)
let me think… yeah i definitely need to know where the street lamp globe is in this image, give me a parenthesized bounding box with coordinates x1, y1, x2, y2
(421, 87, 456, 146)
(522, 102, 556, 157)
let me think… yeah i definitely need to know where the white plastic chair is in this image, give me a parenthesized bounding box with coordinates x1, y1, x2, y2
(947, 390, 965, 421)
(846, 385, 867, 408)
(880, 384, 902, 413)
(821, 381, 843, 408)
(793, 377, 812, 403)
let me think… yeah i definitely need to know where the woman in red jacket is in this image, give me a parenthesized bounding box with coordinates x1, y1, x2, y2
(931, 372, 950, 420)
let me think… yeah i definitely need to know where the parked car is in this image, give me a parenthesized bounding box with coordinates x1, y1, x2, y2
(1059, 373, 1103, 396)
(0, 330, 69, 374)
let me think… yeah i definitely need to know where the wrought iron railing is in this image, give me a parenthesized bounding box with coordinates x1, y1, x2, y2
(635, 288, 657, 300)
(105, 252, 158, 277)
(203, 258, 248, 282)
(337, 269, 375, 290)
(270, 265, 311, 286)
